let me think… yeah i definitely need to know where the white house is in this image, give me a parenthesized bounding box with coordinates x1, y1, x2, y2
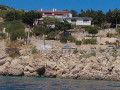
(35, 9, 92, 26)
(36, 8, 72, 18)
(59, 17, 92, 26)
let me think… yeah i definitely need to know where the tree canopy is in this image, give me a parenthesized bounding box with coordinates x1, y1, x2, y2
(43, 17, 60, 26)
(22, 11, 42, 27)
(85, 26, 98, 37)
(116, 27, 120, 34)
(56, 20, 72, 31)
(4, 10, 21, 21)
(70, 10, 78, 17)
(0, 5, 11, 10)
(0, 20, 26, 40)
(33, 25, 48, 36)
(1, 4, 120, 29)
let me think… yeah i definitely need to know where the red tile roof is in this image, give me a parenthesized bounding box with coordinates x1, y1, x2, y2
(44, 14, 66, 16)
(36, 11, 69, 13)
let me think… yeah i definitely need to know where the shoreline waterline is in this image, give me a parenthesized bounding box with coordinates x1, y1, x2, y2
(0, 75, 120, 82)
(0, 76, 120, 90)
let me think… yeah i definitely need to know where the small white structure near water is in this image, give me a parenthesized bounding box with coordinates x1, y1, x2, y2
(36, 45, 52, 50)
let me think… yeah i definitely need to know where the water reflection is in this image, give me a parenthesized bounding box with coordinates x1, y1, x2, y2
(0, 76, 120, 90)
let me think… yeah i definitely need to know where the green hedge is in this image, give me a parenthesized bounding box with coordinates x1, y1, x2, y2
(60, 36, 67, 43)
(75, 40, 82, 45)
(68, 36, 76, 43)
(0, 33, 6, 39)
(73, 49, 79, 54)
(83, 39, 97, 44)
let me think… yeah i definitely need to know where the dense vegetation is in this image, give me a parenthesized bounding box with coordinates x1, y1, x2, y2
(0, 5, 73, 43)
(83, 39, 97, 44)
(0, 5, 120, 28)
(85, 26, 98, 37)
(0, 5, 11, 10)
(0, 5, 120, 45)
(69, 9, 120, 28)
(0, 21, 26, 40)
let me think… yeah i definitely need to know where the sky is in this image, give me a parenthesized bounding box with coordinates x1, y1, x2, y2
(0, 0, 120, 13)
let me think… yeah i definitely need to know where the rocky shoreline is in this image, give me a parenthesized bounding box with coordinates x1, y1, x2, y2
(0, 48, 120, 81)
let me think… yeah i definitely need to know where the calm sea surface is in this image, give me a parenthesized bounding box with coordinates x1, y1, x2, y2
(0, 76, 120, 90)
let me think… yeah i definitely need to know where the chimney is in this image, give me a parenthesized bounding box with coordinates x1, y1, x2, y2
(53, 8, 54, 12)
(55, 9, 57, 11)
(41, 8, 43, 11)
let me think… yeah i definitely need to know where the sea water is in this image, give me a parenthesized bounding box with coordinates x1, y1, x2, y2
(0, 76, 120, 90)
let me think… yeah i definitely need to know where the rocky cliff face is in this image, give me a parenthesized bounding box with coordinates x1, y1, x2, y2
(0, 49, 120, 81)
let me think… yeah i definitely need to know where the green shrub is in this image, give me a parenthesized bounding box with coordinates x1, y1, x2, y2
(68, 36, 76, 43)
(107, 33, 113, 37)
(83, 39, 97, 44)
(10, 33, 17, 41)
(85, 26, 92, 31)
(60, 36, 67, 43)
(0, 33, 6, 39)
(75, 40, 82, 45)
(112, 49, 117, 53)
(79, 50, 84, 54)
(6, 41, 20, 58)
(100, 49, 105, 53)
(85, 26, 98, 37)
(112, 53, 117, 57)
(47, 31, 58, 40)
(91, 52, 96, 56)
(0, 21, 26, 41)
(73, 49, 79, 54)
(32, 48, 37, 54)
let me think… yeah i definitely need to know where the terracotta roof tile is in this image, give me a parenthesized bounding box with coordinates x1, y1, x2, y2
(36, 11, 69, 13)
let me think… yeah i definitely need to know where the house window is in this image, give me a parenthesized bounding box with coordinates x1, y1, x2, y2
(55, 14, 63, 15)
(63, 19, 66, 21)
(45, 13, 52, 14)
(83, 19, 89, 22)
(71, 18, 76, 22)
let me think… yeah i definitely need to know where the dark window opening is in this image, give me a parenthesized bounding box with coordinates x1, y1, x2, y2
(45, 13, 52, 14)
(83, 19, 89, 22)
(55, 14, 64, 15)
(71, 18, 76, 22)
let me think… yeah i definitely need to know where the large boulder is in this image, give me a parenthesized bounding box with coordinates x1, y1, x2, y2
(7, 59, 24, 76)
(24, 71, 38, 77)
(0, 60, 6, 66)
(24, 65, 35, 73)
(8, 67, 24, 76)
(0, 66, 6, 75)
(44, 63, 57, 77)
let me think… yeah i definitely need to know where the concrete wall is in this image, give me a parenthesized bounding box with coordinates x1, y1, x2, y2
(100, 38, 117, 45)
(59, 18, 64, 22)
(76, 18, 91, 26)
(65, 18, 71, 23)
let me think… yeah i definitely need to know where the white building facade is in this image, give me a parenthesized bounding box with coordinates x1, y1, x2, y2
(59, 17, 92, 26)
(36, 9, 92, 26)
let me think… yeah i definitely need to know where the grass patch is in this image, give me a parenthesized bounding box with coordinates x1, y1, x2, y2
(32, 48, 37, 54)
(75, 40, 82, 45)
(91, 52, 96, 56)
(112, 49, 117, 53)
(73, 49, 79, 54)
(100, 49, 105, 53)
(79, 50, 85, 54)
(79, 54, 92, 59)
